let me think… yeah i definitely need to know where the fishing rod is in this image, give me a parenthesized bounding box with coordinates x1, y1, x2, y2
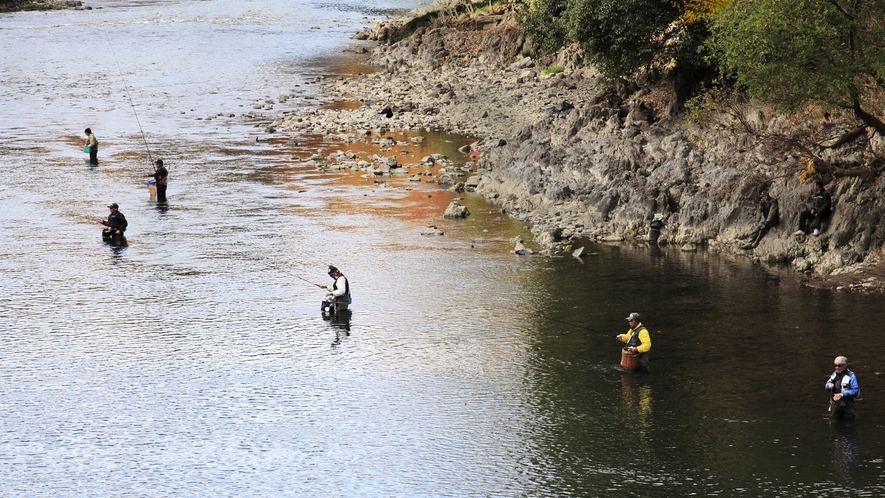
(292, 262, 353, 296)
(291, 272, 326, 288)
(37, 108, 78, 136)
(106, 34, 153, 164)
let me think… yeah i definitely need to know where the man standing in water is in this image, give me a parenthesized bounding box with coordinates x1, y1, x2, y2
(84, 128, 98, 165)
(616, 312, 651, 370)
(145, 159, 169, 203)
(99, 203, 127, 238)
(825, 356, 860, 419)
(317, 265, 350, 315)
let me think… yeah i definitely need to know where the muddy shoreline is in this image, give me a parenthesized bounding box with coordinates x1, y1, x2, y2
(267, 6, 885, 293)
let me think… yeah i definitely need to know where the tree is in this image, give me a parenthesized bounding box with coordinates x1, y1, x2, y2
(518, 0, 721, 80)
(566, 0, 683, 77)
(519, 0, 571, 56)
(709, 0, 885, 137)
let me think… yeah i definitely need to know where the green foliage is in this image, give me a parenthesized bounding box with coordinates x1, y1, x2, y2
(475, 0, 505, 14)
(517, 0, 711, 79)
(541, 64, 565, 76)
(519, 0, 571, 56)
(684, 86, 722, 124)
(708, 0, 885, 115)
(566, 0, 682, 77)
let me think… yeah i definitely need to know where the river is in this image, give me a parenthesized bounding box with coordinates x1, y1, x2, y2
(1, 0, 884, 496)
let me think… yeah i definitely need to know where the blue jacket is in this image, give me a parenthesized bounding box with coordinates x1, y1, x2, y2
(825, 369, 860, 400)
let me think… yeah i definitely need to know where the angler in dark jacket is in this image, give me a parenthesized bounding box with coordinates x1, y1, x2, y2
(742, 190, 779, 248)
(145, 159, 169, 203)
(796, 180, 832, 236)
(99, 203, 127, 237)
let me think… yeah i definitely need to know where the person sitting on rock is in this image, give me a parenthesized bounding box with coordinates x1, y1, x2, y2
(741, 190, 779, 249)
(795, 180, 832, 236)
(648, 213, 665, 244)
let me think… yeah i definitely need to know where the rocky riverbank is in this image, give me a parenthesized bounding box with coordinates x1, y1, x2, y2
(269, 5, 885, 293)
(0, 0, 82, 11)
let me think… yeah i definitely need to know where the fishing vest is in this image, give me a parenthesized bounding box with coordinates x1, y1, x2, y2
(333, 276, 350, 300)
(829, 370, 857, 401)
(626, 326, 648, 350)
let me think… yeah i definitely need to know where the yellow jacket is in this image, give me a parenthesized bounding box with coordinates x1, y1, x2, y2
(617, 323, 651, 354)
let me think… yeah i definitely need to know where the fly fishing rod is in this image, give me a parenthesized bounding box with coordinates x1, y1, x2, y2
(291, 272, 326, 288)
(106, 34, 153, 164)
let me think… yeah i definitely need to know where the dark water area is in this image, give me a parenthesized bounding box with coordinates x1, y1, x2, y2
(1, 0, 885, 496)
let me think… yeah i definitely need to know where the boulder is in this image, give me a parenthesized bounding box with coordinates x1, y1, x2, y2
(443, 200, 470, 219)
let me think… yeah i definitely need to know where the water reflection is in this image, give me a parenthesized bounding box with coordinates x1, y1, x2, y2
(326, 308, 352, 346)
(103, 234, 128, 250)
(827, 421, 860, 485)
(620, 372, 653, 444)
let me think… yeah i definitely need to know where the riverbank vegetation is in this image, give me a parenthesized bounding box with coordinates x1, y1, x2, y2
(0, 0, 81, 11)
(280, 0, 885, 287)
(518, 0, 885, 175)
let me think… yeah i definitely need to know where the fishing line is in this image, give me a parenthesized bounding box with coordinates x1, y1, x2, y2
(293, 263, 597, 331)
(286, 262, 601, 335)
(37, 108, 78, 136)
(106, 34, 153, 164)
(505, 302, 601, 333)
(289, 265, 607, 337)
(534, 309, 601, 333)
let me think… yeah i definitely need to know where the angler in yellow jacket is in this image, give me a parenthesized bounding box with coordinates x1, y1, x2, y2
(616, 312, 651, 370)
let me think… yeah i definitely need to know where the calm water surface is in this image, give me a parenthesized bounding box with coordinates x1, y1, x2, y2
(1, 0, 884, 496)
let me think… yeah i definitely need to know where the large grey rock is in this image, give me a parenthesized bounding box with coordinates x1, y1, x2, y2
(443, 200, 470, 219)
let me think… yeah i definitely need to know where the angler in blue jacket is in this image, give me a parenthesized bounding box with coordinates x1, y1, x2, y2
(825, 356, 860, 419)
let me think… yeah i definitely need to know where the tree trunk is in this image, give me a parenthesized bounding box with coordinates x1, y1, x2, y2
(852, 100, 885, 136)
(826, 125, 867, 149)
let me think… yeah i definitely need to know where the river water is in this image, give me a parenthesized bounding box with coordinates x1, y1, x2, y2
(2, 0, 884, 496)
